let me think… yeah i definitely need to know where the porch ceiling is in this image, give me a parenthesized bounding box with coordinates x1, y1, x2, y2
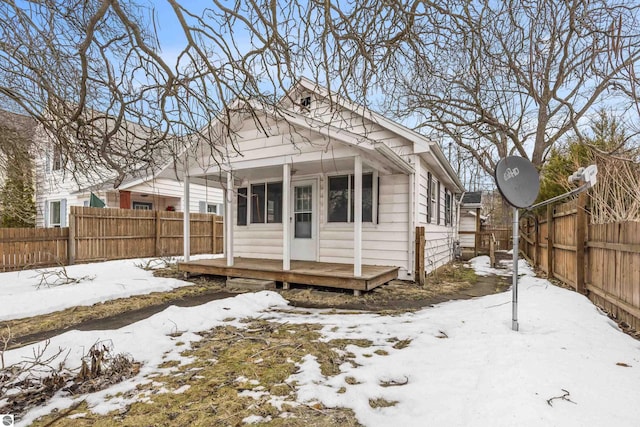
(189, 156, 390, 188)
(180, 141, 410, 188)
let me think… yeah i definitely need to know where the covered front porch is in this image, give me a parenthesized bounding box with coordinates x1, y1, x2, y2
(178, 257, 399, 294)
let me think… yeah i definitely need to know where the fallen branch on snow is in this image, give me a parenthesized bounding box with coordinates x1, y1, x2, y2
(546, 389, 577, 407)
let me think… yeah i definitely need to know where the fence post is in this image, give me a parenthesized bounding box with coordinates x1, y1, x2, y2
(67, 208, 75, 265)
(474, 208, 481, 256)
(534, 215, 540, 267)
(489, 234, 496, 268)
(523, 217, 533, 259)
(575, 193, 587, 294)
(546, 204, 554, 279)
(415, 226, 425, 286)
(212, 215, 217, 253)
(155, 210, 162, 256)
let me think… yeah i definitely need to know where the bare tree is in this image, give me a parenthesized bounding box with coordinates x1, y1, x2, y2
(384, 0, 640, 174)
(0, 1, 445, 183)
(1, 0, 639, 185)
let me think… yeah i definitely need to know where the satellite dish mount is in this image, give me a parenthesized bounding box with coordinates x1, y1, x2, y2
(494, 157, 541, 331)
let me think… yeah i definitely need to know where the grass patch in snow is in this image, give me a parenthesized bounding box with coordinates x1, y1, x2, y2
(368, 398, 398, 408)
(29, 320, 363, 426)
(392, 339, 412, 350)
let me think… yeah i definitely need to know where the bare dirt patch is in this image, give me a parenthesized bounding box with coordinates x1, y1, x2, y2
(279, 261, 510, 312)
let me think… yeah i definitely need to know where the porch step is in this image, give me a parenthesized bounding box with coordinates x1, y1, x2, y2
(226, 277, 276, 291)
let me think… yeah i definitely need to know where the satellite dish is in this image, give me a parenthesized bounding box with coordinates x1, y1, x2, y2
(494, 156, 540, 208)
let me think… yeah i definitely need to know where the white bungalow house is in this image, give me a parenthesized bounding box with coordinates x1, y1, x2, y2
(178, 78, 464, 283)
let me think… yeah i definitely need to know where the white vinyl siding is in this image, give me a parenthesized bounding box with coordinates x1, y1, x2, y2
(234, 224, 284, 259)
(417, 157, 457, 271)
(320, 173, 409, 271)
(459, 214, 477, 249)
(125, 179, 222, 213)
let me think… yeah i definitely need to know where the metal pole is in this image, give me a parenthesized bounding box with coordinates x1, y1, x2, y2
(512, 207, 519, 331)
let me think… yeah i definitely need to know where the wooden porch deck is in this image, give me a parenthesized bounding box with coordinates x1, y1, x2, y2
(178, 257, 399, 293)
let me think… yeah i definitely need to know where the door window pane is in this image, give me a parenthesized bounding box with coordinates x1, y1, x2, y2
(295, 185, 312, 211)
(295, 212, 312, 238)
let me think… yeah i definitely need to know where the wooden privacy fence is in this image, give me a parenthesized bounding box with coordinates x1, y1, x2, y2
(480, 228, 512, 252)
(0, 206, 224, 271)
(520, 194, 640, 330)
(460, 227, 512, 257)
(0, 227, 69, 271)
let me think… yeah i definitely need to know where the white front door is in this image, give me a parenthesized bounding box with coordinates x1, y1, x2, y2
(290, 180, 317, 261)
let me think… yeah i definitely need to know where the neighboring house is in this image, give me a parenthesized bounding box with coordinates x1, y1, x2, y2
(34, 130, 223, 228)
(459, 191, 485, 256)
(180, 78, 464, 280)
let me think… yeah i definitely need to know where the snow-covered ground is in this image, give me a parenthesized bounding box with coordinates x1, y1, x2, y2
(0, 255, 220, 321)
(2, 256, 640, 426)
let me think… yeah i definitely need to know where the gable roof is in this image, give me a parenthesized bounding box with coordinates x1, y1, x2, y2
(288, 78, 463, 191)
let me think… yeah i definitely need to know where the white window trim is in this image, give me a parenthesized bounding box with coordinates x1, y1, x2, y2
(132, 201, 153, 210)
(241, 179, 284, 226)
(430, 179, 437, 220)
(49, 200, 62, 227)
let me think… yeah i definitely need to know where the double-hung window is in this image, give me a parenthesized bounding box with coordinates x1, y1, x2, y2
(52, 146, 63, 171)
(445, 191, 452, 225)
(50, 201, 61, 227)
(327, 173, 373, 223)
(430, 178, 437, 223)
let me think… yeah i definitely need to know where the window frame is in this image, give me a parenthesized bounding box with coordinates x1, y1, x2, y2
(430, 178, 437, 223)
(132, 201, 153, 210)
(207, 203, 217, 214)
(300, 95, 311, 111)
(237, 187, 248, 226)
(437, 181, 441, 225)
(445, 190, 452, 226)
(326, 172, 374, 224)
(49, 200, 61, 227)
(238, 181, 283, 226)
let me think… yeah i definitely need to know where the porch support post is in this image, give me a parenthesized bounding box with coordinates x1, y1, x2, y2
(183, 173, 191, 262)
(409, 154, 418, 278)
(283, 163, 291, 270)
(226, 171, 234, 267)
(354, 155, 362, 276)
